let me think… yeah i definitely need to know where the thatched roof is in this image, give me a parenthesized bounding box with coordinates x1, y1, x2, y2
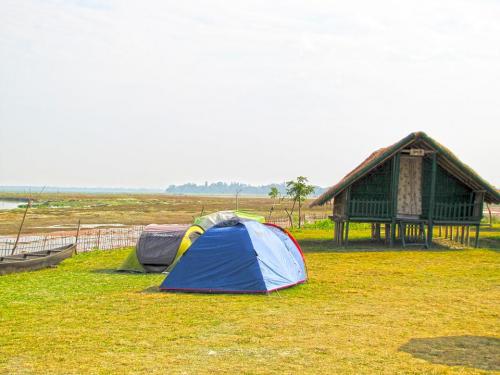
(310, 132, 500, 206)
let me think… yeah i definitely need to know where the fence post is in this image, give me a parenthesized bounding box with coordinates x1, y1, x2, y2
(75, 220, 81, 254)
(97, 229, 101, 250)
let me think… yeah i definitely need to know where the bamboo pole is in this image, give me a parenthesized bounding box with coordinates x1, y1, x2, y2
(11, 199, 31, 255)
(75, 220, 81, 254)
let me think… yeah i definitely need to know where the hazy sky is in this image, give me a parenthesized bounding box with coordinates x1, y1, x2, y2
(1, 0, 499, 189)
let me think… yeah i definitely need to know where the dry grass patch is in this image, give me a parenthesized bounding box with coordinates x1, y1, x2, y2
(0, 193, 328, 235)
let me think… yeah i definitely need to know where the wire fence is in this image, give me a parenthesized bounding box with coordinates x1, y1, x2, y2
(0, 213, 330, 257)
(0, 226, 145, 256)
(266, 213, 329, 228)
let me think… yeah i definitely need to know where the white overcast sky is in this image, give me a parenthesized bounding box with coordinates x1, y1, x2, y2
(0, 0, 499, 188)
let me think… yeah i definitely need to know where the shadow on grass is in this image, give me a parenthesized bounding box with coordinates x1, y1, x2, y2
(476, 236, 500, 251)
(298, 238, 452, 253)
(91, 269, 121, 274)
(399, 336, 500, 371)
(143, 286, 291, 297)
(142, 285, 161, 293)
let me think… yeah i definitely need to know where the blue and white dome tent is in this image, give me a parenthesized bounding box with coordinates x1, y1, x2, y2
(160, 219, 307, 294)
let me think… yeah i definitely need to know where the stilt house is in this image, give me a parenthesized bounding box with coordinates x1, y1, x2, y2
(310, 132, 500, 247)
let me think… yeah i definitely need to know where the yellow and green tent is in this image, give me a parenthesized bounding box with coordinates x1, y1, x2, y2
(118, 224, 204, 273)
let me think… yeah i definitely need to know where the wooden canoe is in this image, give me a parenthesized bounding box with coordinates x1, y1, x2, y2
(0, 243, 76, 276)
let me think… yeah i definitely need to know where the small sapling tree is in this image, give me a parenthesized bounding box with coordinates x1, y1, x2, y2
(285, 176, 315, 228)
(268, 186, 279, 200)
(267, 186, 280, 220)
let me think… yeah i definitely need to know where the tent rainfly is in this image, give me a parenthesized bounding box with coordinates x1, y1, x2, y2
(310, 132, 500, 248)
(194, 210, 265, 231)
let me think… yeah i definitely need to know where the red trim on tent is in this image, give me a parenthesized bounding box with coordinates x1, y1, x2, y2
(159, 279, 306, 294)
(264, 223, 306, 262)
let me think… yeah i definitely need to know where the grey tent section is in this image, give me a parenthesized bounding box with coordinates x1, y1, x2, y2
(136, 224, 190, 273)
(194, 210, 265, 231)
(118, 224, 204, 273)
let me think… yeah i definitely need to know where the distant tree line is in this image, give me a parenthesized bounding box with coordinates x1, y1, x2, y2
(165, 182, 326, 197)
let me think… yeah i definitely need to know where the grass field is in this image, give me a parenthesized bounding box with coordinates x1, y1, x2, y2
(1, 226, 499, 374)
(0, 193, 329, 235)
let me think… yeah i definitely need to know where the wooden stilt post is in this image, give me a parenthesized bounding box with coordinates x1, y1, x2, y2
(344, 221, 350, 247)
(339, 222, 344, 246)
(334, 220, 342, 246)
(343, 186, 351, 247)
(390, 153, 400, 247)
(390, 223, 396, 246)
(474, 192, 484, 248)
(336, 222, 340, 246)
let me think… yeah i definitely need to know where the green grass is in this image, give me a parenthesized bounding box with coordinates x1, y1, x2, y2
(1, 227, 499, 374)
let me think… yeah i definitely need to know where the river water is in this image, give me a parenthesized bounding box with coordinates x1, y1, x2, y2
(0, 200, 24, 210)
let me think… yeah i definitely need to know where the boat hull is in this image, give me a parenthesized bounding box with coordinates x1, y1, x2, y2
(0, 244, 76, 276)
